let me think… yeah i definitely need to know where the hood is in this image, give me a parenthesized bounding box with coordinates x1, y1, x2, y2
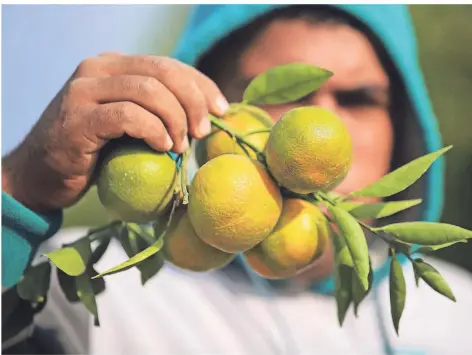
(171, 5, 444, 293)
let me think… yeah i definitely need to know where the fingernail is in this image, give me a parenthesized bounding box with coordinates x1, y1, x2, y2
(216, 96, 229, 115)
(198, 118, 212, 137)
(164, 134, 173, 150)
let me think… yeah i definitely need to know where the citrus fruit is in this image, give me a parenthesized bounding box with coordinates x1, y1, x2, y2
(162, 207, 235, 272)
(97, 142, 177, 223)
(265, 106, 352, 194)
(244, 198, 330, 279)
(188, 154, 283, 253)
(195, 103, 273, 165)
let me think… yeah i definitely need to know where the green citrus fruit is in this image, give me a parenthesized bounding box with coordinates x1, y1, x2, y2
(97, 142, 177, 223)
(265, 106, 352, 194)
(188, 154, 283, 253)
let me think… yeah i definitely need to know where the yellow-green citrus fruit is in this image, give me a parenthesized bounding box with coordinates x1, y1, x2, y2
(97, 144, 177, 223)
(188, 154, 283, 253)
(244, 198, 330, 279)
(265, 106, 352, 194)
(162, 207, 235, 272)
(196, 103, 273, 165)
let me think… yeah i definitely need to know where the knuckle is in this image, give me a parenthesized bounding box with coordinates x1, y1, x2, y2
(76, 57, 102, 76)
(137, 76, 160, 96)
(67, 77, 90, 97)
(115, 102, 134, 120)
(148, 56, 178, 77)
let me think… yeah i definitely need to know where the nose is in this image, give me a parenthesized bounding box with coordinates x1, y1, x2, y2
(310, 91, 337, 111)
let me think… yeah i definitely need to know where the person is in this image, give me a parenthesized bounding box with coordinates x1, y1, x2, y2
(2, 4, 472, 355)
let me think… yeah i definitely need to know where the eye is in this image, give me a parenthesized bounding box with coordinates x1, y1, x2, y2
(335, 88, 389, 109)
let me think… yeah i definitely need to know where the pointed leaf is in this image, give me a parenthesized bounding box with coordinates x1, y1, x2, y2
(339, 199, 422, 220)
(76, 274, 99, 325)
(372, 222, 472, 246)
(413, 263, 421, 287)
(389, 255, 406, 335)
(17, 262, 52, 303)
(139, 252, 165, 286)
(45, 238, 91, 276)
(118, 225, 135, 258)
(329, 205, 369, 291)
(352, 258, 374, 316)
(93, 238, 164, 279)
(90, 233, 112, 264)
(416, 240, 468, 254)
(243, 63, 333, 105)
(127, 223, 156, 245)
(349, 146, 452, 199)
(332, 233, 353, 326)
(413, 259, 456, 301)
(57, 269, 80, 302)
(57, 267, 106, 303)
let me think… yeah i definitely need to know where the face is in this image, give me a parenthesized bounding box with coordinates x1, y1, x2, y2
(217, 18, 394, 282)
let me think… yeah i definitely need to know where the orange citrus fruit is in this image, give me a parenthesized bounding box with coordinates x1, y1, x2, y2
(97, 142, 177, 223)
(244, 198, 330, 279)
(195, 103, 273, 165)
(265, 106, 352, 194)
(188, 154, 283, 253)
(162, 207, 235, 272)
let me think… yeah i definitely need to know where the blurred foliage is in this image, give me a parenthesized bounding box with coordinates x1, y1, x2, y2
(64, 5, 472, 272)
(410, 5, 472, 272)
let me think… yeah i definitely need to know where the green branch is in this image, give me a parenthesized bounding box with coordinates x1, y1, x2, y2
(209, 115, 264, 159)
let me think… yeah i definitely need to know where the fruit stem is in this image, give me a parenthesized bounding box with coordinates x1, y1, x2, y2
(243, 128, 272, 137)
(209, 114, 264, 158)
(180, 150, 190, 205)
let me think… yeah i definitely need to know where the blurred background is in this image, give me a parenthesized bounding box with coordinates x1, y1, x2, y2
(2, 5, 472, 271)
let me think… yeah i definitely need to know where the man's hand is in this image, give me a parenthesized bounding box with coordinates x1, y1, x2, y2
(2, 53, 229, 213)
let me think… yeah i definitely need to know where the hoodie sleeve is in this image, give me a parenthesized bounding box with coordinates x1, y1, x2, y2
(2, 192, 63, 288)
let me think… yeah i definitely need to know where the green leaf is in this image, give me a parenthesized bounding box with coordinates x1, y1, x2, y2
(90, 233, 112, 264)
(127, 223, 156, 246)
(339, 199, 422, 220)
(413, 263, 421, 287)
(352, 258, 374, 316)
(332, 233, 353, 326)
(57, 269, 80, 302)
(117, 224, 164, 284)
(93, 238, 164, 279)
(45, 238, 91, 276)
(76, 274, 99, 325)
(416, 240, 468, 254)
(372, 222, 472, 246)
(17, 262, 52, 303)
(57, 267, 106, 303)
(349, 146, 452, 199)
(243, 63, 333, 105)
(413, 259, 456, 301)
(389, 255, 406, 335)
(328, 205, 369, 291)
(139, 252, 165, 286)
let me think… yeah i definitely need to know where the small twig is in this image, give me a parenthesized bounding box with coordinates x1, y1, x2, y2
(180, 150, 190, 205)
(243, 128, 272, 137)
(209, 115, 263, 156)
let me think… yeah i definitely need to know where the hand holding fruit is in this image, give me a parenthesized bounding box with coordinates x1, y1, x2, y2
(2, 53, 228, 212)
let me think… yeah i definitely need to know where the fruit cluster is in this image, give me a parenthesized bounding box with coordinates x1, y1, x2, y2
(97, 103, 352, 279)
